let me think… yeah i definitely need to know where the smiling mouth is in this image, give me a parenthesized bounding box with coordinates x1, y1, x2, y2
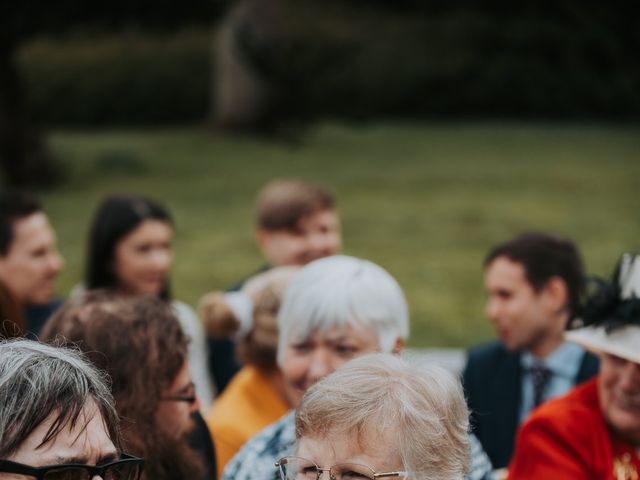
(614, 394, 640, 412)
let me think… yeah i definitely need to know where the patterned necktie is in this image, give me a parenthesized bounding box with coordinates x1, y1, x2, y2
(530, 363, 552, 408)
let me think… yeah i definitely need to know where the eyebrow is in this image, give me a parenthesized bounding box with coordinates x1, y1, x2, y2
(327, 335, 359, 344)
(54, 451, 119, 466)
(177, 381, 195, 394)
(54, 455, 89, 465)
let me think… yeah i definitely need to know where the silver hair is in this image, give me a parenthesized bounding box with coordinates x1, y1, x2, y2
(295, 353, 470, 480)
(277, 255, 409, 365)
(0, 338, 120, 457)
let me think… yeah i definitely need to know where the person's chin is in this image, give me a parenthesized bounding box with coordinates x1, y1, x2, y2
(28, 290, 55, 306)
(139, 283, 164, 296)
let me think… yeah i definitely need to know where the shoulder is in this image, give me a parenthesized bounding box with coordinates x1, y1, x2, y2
(467, 341, 509, 361)
(209, 368, 257, 421)
(171, 299, 197, 318)
(467, 433, 493, 480)
(170, 300, 203, 334)
(222, 411, 295, 480)
(508, 379, 607, 478)
(464, 341, 515, 375)
(525, 379, 600, 430)
(226, 265, 272, 292)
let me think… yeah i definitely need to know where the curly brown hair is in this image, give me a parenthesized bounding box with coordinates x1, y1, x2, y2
(40, 291, 204, 480)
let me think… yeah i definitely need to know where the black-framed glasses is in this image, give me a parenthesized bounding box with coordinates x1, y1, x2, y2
(276, 456, 408, 480)
(160, 381, 197, 405)
(0, 453, 144, 480)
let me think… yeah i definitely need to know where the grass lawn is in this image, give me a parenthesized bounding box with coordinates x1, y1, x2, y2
(41, 122, 640, 348)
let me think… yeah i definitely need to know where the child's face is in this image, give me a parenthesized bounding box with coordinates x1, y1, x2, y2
(258, 209, 342, 266)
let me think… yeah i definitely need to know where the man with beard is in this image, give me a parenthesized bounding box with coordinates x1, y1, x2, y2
(41, 292, 211, 480)
(0, 339, 142, 480)
(0, 190, 64, 337)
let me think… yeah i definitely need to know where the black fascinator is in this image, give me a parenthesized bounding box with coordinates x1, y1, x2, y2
(571, 253, 640, 332)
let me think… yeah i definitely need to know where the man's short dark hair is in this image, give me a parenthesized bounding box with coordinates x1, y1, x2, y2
(485, 232, 585, 317)
(256, 179, 335, 231)
(0, 190, 41, 256)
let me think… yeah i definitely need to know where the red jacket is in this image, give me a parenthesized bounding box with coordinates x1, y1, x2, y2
(508, 378, 640, 480)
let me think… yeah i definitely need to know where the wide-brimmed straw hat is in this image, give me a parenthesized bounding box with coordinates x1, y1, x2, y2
(565, 253, 640, 364)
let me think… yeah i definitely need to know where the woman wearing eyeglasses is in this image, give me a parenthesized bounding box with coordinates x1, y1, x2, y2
(41, 292, 208, 480)
(0, 339, 144, 480)
(278, 353, 470, 480)
(224, 255, 493, 480)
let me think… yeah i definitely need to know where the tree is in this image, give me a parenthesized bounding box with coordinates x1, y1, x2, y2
(0, 0, 225, 187)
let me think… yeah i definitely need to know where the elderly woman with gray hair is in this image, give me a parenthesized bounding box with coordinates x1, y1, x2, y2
(223, 255, 493, 480)
(280, 353, 470, 480)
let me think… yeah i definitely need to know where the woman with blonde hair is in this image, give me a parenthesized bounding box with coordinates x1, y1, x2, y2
(281, 353, 470, 480)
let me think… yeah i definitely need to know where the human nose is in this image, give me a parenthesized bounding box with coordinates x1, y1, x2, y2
(307, 349, 334, 383)
(318, 467, 334, 480)
(308, 231, 328, 251)
(485, 296, 499, 322)
(619, 361, 640, 393)
(151, 249, 172, 270)
(48, 250, 64, 273)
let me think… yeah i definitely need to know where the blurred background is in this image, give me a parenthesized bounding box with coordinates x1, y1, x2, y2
(2, 0, 639, 347)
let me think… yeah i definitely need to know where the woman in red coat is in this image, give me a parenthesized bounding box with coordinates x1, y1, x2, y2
(508, 253, 640, 480)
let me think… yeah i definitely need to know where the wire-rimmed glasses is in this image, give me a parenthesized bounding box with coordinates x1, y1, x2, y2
(276, 456, 408, 480)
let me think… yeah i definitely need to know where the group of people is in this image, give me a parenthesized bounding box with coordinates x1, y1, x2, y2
(0, 178, 638, 480)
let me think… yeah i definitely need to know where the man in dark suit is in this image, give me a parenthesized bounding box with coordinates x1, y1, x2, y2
(463, 232, 599, 469)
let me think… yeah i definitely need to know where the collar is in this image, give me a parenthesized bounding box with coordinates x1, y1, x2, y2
(520, 341, 585, 380)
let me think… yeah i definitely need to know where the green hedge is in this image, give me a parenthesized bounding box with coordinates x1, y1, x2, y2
(18, 1, 640, 126)
(19, 28, 213, 125)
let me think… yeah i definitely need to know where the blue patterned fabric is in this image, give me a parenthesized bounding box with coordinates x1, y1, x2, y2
(223, 411, 494, 480)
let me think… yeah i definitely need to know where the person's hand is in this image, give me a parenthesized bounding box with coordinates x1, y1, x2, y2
(199, 291, 239, 336)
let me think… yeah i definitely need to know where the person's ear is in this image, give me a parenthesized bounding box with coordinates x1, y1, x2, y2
(392, 337, 405, 356)
(542, 276, 569, 314)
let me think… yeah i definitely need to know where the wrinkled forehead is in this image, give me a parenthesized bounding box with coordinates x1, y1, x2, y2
(10, 402, 118, 466)
(296, 424, 400, 469)
(287, 319, 377, 344)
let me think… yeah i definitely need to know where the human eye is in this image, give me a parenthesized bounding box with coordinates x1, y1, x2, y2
(496, 289, 512, 300)
(342, 471, 371, 480)
(333, 464, 374, 480)
(181, 382, 196, 396)
(291, 341, 313, 354)
(293, 461, 318, 480)
(135, 243, 152, 254)
(42, 466, 88, 480)
(30, 247, 48, 259)
(300, 466, 318, 477)
(334, 344, 359, 357)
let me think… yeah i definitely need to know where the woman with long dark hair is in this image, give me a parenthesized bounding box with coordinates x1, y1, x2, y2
(84, 194, 214, 407)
